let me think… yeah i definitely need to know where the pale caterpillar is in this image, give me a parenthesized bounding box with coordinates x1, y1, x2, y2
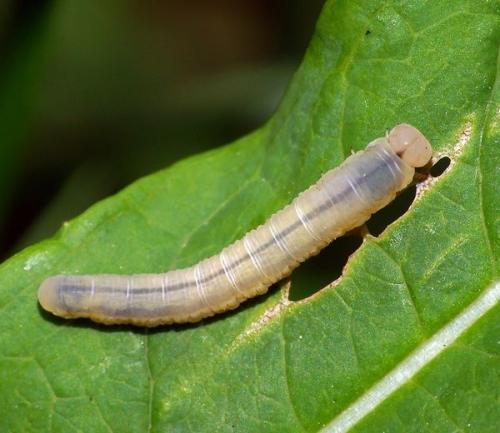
(38, 124, 432, 327)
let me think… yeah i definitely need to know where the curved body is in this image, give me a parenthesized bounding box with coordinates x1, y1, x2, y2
(38, 124, 432, 327)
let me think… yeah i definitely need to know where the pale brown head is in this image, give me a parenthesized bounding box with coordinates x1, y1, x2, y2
(388, 124, 432, 167)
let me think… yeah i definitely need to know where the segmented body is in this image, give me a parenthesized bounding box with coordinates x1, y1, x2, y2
(38, 124, 432, 327)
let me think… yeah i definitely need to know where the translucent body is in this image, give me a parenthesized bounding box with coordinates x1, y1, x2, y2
(38, 124, 432, 326)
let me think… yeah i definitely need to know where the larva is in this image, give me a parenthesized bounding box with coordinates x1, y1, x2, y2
(38, 124, 432, 327)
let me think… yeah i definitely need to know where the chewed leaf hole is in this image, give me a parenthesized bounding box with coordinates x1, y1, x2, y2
(430, 156, 451, 177)
(288, 178, 423, 301)
(288, 235, 362, 301)
(366, 184, 416, 237)
(289, 156, 449, 301)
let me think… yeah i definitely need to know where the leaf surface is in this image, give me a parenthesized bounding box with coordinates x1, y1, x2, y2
(1, 1, 499, 432)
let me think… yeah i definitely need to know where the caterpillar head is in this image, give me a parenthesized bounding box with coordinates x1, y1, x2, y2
(388, 124, 432, 168)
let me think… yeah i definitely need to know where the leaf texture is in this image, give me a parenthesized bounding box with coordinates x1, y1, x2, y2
(0, 1, 499, 432)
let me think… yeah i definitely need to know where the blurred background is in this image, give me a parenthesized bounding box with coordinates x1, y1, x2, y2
(0, 0, 324, 261)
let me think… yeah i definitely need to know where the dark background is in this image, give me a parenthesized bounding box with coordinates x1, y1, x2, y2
(0, 0, 325, 260)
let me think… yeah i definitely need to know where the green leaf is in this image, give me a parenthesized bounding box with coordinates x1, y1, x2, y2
(1, 1, 498, 432)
